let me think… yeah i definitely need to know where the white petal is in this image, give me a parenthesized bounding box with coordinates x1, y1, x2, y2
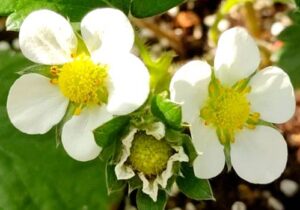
(248, 66, 295, 123)
(145, 122, 165, 140)
(81, 8, 134, 62)
(139, 173, 159, 202)
(191, 118, 225, 179)
(61, 105, 113, 161)
(231, 126, 288, 184)
(19, 9, 77, 65)
(115, 128, 137, 180)
(170, 60, 211, 123)
(7, 73, 68, 134)
(106, 54, 150, 115)
(157, 146, 188, 188)
(214, 27, 260, 85)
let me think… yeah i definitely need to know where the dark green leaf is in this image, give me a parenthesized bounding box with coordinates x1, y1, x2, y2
(277, 11, 300, 88)
(177, 164, 214, 201)
(151, 92, 182, 129)
(106, 0, 131, 14)
(136, 190, 167, 210)
(0, 50, 117, 209)
(5, 0, 129, 31)
(106, 164, 126, 195)
(131, 0, 184, 18)
(94, 116, 130, 148)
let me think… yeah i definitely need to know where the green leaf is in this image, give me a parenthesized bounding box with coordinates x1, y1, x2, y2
(0, 50, 117, 209)
(94, 116, 130, 148)
(131, 0, 184, 18)
(5, 0, 129, 31)
(0, 0, 18, 15)
(136, 190, 167, 210)
(277, 11, 300, 88)
(177, 164, 214, 201)
(151, 92, 182, 129)
(106, 164, 126, 195)
(296, 0, 300, 6)
(105, 0, 131, 14)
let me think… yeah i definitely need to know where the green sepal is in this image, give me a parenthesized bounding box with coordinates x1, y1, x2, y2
(151, 92, 182, 129)
(75, 32, 89, 55)
(55, 102, 76, 146)
(98, 139, 121, 163)
(128, 175, 143, 194)
(256, 119, 277, 129)
(17, 64, 51, 77)
(176, 163, 215, 201)
(223, 141, 232, 172)
(165, 129, 183, 146)
(106, 163, 126, 195)
(136, 189, 167, 210)
(182, 134, 198, 164)
(94, 116, 131, 148)
(165, 175, 176, 194)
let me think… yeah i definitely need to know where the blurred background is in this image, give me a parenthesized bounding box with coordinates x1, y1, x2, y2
(0, 0, 299, 209)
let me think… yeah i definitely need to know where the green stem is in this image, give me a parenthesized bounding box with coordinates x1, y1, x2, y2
(242, 1, 260, 38)
(209, 10, 224, 45)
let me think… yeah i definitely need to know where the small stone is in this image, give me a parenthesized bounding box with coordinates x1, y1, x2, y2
(176, 11, 200, 28)
(193, 25, 202, 39)
(169, 183, 180, 197)
(204, 15, 216, 27)
(185, 202, 196, 210)
(168, 7, 179, 17)
(280, 179, 299, 197)
(169, 208, 182, 210)
(0, 41, 10, 51)
(12, 38, 20, 50)
(268, 197, 284, 210)
(231, 201, 247, 210)
(271, 22, 285, 36)
(288, 133, 300, 147)
(218, 19, 230, 32)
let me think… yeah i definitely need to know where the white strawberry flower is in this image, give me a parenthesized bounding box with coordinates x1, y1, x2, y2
(7, 8, 150, 161)
(170, 27, 295, 184)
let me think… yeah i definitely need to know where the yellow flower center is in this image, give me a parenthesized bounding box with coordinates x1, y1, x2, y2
(128, 132, 174, 177)
(200, 78, 260, 144)
(51, 54, 108, 114)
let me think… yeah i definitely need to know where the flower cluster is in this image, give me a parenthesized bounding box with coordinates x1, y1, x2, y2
(5, 7, 296, 206)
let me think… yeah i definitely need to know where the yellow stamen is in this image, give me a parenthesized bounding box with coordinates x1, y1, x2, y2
(200, 78, 260, 143)
(53, 54, 109, 106)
